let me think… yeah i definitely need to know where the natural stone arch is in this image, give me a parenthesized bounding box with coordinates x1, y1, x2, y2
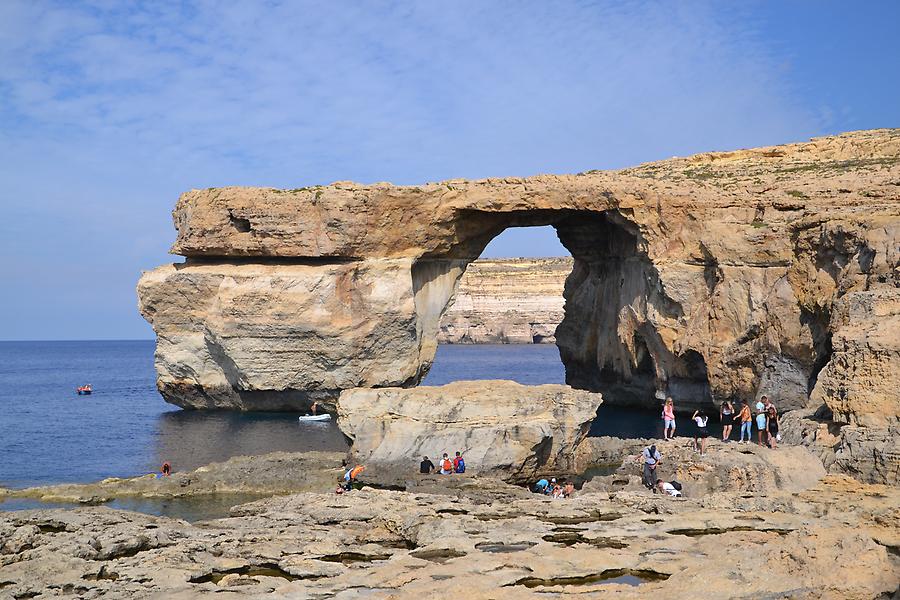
(139, 130, 898, 423)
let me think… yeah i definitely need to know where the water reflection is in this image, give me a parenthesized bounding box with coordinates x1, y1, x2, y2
(153, 411, 349, 472)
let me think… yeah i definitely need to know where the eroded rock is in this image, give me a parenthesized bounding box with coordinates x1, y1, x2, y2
(1, 472, 897, 599)
(338, 381, 602, 480)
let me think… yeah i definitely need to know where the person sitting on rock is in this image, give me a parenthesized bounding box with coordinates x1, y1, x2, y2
(563, 481, 575, 498)
(656, 479, 682, 497)
(344, 464, 365, 490)
(453, 451, 465, 473)
(551, 483, 564, 499)
(439, 454, 453, 475)
(641, 445, 662, 489)
(533, 478, 550, 494)
(161, 462, 171, 477)
(420, 456, 435, 474)
(547, 477, 558, 495)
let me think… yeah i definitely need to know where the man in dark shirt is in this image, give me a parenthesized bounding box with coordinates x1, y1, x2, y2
(420, 456, 435, 474)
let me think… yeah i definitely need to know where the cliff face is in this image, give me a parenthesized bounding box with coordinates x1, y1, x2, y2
(138, 129, 900, 482)
(437, 257, 570, 344)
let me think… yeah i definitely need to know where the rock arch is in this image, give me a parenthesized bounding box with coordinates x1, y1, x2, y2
(138, 131, 899, 435)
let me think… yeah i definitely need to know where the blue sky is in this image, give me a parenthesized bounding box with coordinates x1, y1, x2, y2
(1, 1, 898, 340)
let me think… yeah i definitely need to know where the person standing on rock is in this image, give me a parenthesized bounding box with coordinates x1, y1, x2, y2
(691, 410, 709, 455)
(720, 400, 734, 442)
(662, 398, 676, 440)
(737, 401, 753, 443)
(766, 407, 780, 449)
(420, 456, 435, 474)
(641, 444, 662, 489)
(755, 397, 768, 446)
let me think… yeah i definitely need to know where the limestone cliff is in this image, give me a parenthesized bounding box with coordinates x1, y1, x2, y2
(139, 129, 900, 482)
(437, 257, 570, 344)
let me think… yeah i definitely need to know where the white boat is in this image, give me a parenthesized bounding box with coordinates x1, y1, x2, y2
(298, 414, 332, 422)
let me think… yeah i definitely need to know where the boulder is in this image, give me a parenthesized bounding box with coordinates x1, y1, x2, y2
(781, 408, 900, 485)
(336, 381, 602, 480)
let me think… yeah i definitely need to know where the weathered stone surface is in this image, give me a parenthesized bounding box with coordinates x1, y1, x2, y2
(139, 129, 900, 482)
(781, 408, 900, 485)
(3, 451, 347, 504)
(813, 288, 900, 428)
(437, 257, 570, 344)
(576, 436, 827, 496)
(2, 468, 897, 598)
(138, 259, 455, 410)
(337, 381, 602, 480)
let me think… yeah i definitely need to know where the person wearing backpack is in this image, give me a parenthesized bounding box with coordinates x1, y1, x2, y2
(656, 479, 682, 497)
(439, 453, 453, 475)
(453, 451, 466, 473)
(641, 445, 662, 489)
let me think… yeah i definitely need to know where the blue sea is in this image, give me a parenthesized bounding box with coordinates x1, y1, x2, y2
(0, 341, 682, 490)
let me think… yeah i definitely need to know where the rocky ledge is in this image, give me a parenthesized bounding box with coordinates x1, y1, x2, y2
(1, 441, 897, 598)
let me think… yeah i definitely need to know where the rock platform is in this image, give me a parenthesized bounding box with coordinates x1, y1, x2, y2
(1, 468, 897, 598)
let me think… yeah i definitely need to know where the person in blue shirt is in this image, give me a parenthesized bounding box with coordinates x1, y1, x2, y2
(453, 451, 466, 473)
(534, 478, 549, 494)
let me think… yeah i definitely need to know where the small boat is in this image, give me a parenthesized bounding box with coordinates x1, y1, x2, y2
(298, 414, 331, 422)
(76, 385, 93, 395)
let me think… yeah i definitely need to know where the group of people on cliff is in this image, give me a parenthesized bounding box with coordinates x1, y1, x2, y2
(661, 394, 781, 449)
(420, 452, 466, 475)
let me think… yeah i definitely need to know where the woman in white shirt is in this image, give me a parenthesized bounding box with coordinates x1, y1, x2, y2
(692, 409, 710, 455)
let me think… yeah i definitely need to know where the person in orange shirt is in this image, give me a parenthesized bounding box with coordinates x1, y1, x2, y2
(737, 400, 752, 443)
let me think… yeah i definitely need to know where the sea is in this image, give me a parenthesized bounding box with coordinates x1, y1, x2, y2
(0, 341, 702, 491)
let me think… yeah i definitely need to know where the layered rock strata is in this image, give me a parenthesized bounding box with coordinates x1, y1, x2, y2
(337, 381, 602, 480)
(437, 257, 570, 343)
(139, 129, 900, 481)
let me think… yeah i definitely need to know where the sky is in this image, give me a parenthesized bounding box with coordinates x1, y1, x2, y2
(1, 1, 898, 340)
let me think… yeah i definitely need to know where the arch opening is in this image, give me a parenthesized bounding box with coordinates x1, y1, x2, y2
(417, 209, 716, 420)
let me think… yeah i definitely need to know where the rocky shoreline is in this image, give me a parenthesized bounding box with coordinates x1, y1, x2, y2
(1, 439, 898, 598)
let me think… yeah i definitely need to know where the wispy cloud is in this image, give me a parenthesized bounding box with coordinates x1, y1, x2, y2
(0, 1, 863, 338)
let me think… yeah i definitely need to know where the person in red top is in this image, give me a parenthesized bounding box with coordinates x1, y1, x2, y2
(453, 451, 465, 473)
